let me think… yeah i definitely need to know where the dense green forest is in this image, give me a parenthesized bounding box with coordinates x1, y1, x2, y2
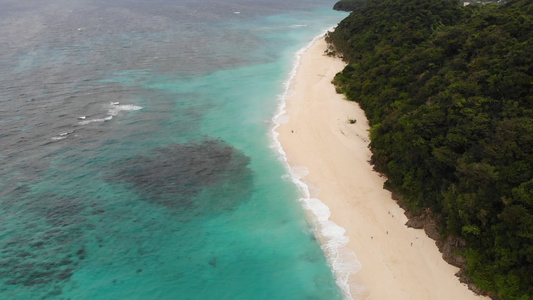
(333, 0, 368, 11)
(333, 0, 507, 11)
(327, 0, 533, 299)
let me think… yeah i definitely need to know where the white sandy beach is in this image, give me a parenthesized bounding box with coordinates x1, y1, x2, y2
(276, 36, 488, 300)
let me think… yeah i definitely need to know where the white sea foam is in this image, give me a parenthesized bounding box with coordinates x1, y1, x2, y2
(51, 131, 73, 141)
(276, 114, 290, 124)
(78, 116, 112, 125)
(108, 103, 143, 117)
(289, 24, 308, 28)
(270, 30, 362, 300)
(78, 103, 143, 125)
(291, 165, 309, 179)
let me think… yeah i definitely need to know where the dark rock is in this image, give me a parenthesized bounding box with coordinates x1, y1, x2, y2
(76, 248, 86, 260)
(405, 216, 425, 229)
(423, 220, 440, 241)
(439, 236, 467, 268)
(208, 257, 217, 267)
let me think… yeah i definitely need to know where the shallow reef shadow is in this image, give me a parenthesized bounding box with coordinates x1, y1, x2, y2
(107, 138, 254, 218)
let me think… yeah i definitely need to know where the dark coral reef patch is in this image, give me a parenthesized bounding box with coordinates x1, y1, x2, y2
(109, 138, 254, 216)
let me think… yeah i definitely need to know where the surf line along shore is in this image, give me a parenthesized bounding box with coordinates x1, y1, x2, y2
(274, 35, 488, 300)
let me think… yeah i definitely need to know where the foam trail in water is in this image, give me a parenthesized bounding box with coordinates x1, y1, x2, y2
(51, 131, 74, 141)
(108, 103, 143, 117)
(78, 103, 143, 125)
(289, 24, 308, 28)
(51, 136, 67, 141)
(78, 116, 113, 125)
(270, 30, 362, 300)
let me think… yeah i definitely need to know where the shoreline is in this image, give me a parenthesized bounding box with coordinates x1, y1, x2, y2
(273, 35, 488, 299)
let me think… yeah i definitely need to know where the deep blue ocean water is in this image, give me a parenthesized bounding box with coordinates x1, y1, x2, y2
(0, 1, 349, 299)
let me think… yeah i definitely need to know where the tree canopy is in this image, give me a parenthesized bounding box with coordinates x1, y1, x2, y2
(327, 0, 533, 299)
(333, 0, 368, 12)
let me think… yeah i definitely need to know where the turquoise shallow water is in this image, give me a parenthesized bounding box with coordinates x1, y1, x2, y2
(0, 0, 348, 299)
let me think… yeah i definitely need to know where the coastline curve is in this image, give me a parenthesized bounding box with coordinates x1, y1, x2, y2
(270, 31, 362, 300)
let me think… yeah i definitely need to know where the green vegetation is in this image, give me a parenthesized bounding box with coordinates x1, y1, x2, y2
(327, 0, 533, 299)
(333, 0, 368, 12)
